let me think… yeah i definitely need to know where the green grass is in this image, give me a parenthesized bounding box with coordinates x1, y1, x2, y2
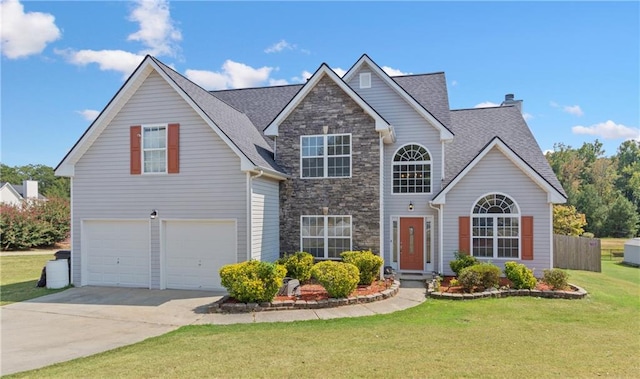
(0, 254, 69, 306)
(8, 261, 639, 378)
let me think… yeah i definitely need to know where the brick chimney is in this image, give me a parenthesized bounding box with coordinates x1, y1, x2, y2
(23, 180, 38, 199)
(501, 93, 523, 112)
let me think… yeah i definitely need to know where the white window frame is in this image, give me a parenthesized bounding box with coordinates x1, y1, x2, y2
(142, 124, 168, 174)
(471, 193, 521, 260)
(300, 215, 352, 259)
(300, 134, 352, 179)
(359, 72, 371, 89)
(391, 143, 432, 195)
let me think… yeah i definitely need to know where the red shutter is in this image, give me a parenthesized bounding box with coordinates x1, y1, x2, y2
(167, 123, 180, 174)
(130, 125, 141, 175)
(521, 216, 534, 260)
(459, 216, 470, 255)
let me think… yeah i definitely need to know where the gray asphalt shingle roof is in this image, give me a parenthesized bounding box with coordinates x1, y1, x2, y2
(151, 56, 563, 197)
(151, 57, 284, 174)
(445, 106, 566, 197)
(392, 73, 452, 130)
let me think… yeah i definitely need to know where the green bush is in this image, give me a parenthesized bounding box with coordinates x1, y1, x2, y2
(276, 252, 314, 282)
(581, 232, 595, 238)
(458, 263, 501, 292)
(0, 198, 70, 251)
(219, 260, 287, 303)
(504, 261, 537, 289)
(311, 261, 359, 298)
(449, 251, 479, 276)
(340, 250, 383, 285)
(543, 268, 569, 290)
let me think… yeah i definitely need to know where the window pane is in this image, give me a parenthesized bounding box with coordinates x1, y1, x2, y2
(328, 238, 350, 258)
(498, 238, 519, 258)
(144, 150, 166, 173)
(472, 238, 493, 257)
(302, 238, 325, 258)
(302, 158, 324, 178)
(328, 156, 350, 177)
(302, 216, 324, 237)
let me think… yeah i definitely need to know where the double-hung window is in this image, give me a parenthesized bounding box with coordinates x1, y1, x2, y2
(472, 194, 520, 259)
(142, 125, 167, 174)
(301, 134, 351, 178)
(301, 215, 352, 259)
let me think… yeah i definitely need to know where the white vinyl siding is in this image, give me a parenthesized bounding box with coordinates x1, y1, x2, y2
(251, 177, 280, 262)
(441, 148, 551, 275)
(347, 66, 442, 269)
(71, 71, 247, 288)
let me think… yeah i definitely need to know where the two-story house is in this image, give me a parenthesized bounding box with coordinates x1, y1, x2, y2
(56, 54, 566, 291)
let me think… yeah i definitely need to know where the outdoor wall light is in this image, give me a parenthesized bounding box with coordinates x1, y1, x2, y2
(408, 201, 414, 211)
(150, 210, 158, 219)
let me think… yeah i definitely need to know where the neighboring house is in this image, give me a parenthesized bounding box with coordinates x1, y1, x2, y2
(55, 54, 566, 291)
(0, 180, 45, 206)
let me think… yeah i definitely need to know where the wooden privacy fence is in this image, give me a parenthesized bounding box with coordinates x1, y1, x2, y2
(553, 234, 601, 272)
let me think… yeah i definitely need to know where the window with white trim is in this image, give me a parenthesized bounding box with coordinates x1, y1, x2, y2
(472, 194, 520, 259)
(142, 125, 167, 173)
(392, 144, 431, 193)
(301, 134, 351, 178)
(301, 215, 352, 258)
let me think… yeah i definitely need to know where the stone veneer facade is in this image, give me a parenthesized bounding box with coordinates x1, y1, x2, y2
(276, 75, 381, 256)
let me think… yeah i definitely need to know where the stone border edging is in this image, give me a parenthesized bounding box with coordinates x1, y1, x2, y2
(208, 280, 401, 313)
(427, 282, 587, 300)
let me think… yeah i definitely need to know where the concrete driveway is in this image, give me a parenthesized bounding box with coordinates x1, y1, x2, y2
(1, 287, 224, 376)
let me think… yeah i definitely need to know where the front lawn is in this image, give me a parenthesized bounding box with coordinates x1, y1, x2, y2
(8, 260, 639, 378)
(0, 254, 69, 306)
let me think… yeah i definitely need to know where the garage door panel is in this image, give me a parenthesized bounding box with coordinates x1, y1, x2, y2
(164, 220, 236, 291)
(84, 220, 150, 288)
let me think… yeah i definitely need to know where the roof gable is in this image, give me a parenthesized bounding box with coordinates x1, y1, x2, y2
(56, 56, 286, 179)
(264, 64, 393, 141)
(343, 54, 454, 141)
(432, 136, 567, 204)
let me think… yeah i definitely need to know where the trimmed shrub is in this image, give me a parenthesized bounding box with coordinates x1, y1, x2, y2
(449, 251, 479, 276)
(340, 250, 384, 285)
(581, 232, 595, 239)
(219, 260, 287, 303)
(543, 268, 569, 290)
(276, 252, 314, 282)
(458, 263, 501, 292)
(311, 261, 359, 298)
(504, 261, 537, 290)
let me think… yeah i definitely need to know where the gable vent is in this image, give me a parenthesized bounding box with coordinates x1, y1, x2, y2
(359, 73, 371, 89)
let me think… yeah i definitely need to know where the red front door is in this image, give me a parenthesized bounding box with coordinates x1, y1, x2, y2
(400, 217, 424, 271)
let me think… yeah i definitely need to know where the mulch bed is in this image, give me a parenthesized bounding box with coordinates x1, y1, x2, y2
(273, 278, 394, 302)
(438, 276, 570, 293)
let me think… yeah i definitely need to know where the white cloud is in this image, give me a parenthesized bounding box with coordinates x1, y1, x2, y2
(264, 40, 294, 53)
(269, 78, 289, 86)
(572, 120, 640, 140)
(474, 101, 500, 108)
(76, 109, 100, 121)
(185, 60, 274, 90)
(332, 68, 346, 77)
(523, 113, 534, 121)
(550, 101, 584, 117)
(0, 0, 61, 59)
(57, 0, 179, 76)
(292, 70, 314, 83)
(382, 66, 411, 76)
(56, 49, 144, 77)
(563, 105, 584, 117)
(127, 0, 182, 56)
(450, 80, 458, 87)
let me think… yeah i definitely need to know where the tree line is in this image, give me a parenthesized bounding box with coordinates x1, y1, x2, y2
(546, 139, 639, 238)
(1, 163, 70, 199)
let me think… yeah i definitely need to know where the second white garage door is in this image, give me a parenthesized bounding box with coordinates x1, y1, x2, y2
(163, 220, 236, 290)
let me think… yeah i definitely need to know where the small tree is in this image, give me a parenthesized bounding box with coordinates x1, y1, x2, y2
(553, 205, 587, 236)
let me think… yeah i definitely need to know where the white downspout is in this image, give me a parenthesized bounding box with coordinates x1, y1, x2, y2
(247, 169, 265, 261)
(379, 134, 385, 279)
(429, 201, 444, 275)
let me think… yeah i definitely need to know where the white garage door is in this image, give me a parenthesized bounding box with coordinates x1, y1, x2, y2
(164, 220, 236, 290)
(83, 220, 150, 288)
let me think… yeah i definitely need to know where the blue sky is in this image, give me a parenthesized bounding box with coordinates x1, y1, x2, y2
(1, 0, 638, 168)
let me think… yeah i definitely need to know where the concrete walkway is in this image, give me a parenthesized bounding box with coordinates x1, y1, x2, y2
(0, 283, 426, 376)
